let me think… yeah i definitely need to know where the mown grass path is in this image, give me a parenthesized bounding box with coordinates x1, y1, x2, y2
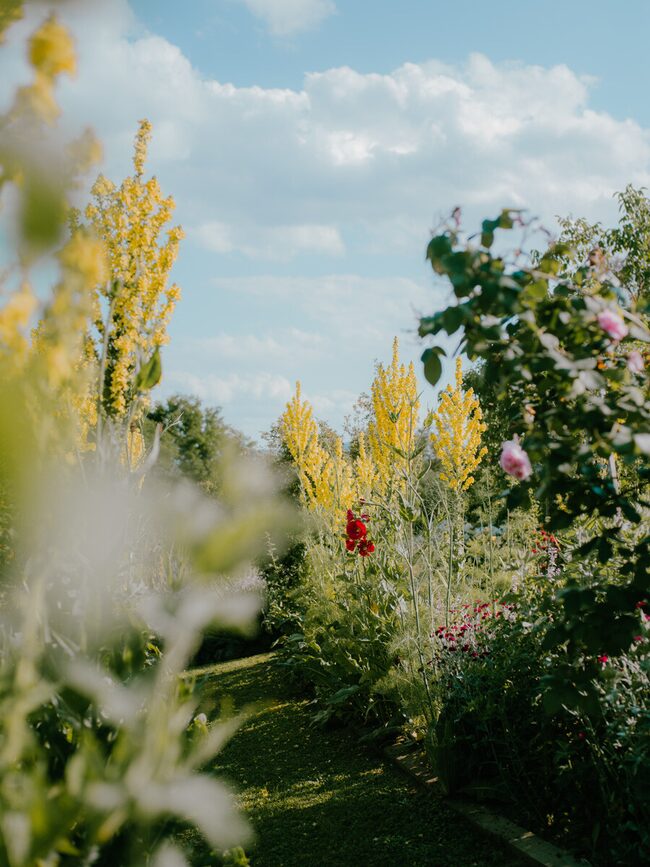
(191, 653, 526, 867)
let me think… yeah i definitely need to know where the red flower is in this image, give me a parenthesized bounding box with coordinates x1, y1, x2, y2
(344, 509, 374, 555)
(358, 539, 375, 557)
(346, 509, 367, 541)
(597, 654, 609, 665)
(347, 519, 367, 540)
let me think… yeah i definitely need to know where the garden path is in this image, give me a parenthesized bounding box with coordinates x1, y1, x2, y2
(183, 653, 527, 867)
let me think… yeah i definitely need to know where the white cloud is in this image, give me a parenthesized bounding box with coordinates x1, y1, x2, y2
(308, 388, 358, 417)
(3, 4, 650, 437)
(213, 274, 436, 345)
(193, 221, 344, 260)
(187, 328, 326, 361)
(4, 11, 647, 258)
(169, 371, 293, 405)
(236, 0, 336, 36)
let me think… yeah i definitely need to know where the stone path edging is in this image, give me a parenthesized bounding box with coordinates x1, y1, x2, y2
(382, 740, 592, 867)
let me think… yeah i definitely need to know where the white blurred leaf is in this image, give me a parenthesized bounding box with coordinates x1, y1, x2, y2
(67, 661, 146, 727)
(86, 782, 125, 812)
(152, 843, 190, 867)
(137, 775, 250, 849)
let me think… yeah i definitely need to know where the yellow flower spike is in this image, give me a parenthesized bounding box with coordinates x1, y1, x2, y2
(29, 15, 76, 80)
(13, 72, 59, 123)
(67, 129, 103, 177)
(367, 337, 420, 492)
(59, 230, 108, 288)
(280, 382, 356, 519)
(133, 119, 152, 177)
(84, 120, 183, 418)
(430, 357, 487, 492)
(0, 283, 37, 360)
(332, 436, 354, 511)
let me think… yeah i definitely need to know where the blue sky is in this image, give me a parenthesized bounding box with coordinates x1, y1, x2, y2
(2, 0, 650, 439)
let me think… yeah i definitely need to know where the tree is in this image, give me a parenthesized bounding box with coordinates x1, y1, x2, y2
(148, 394, 250, 494)
(554, 185, 650, 310)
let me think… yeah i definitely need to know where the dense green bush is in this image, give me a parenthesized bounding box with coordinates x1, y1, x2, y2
(431, 598, 649, 864)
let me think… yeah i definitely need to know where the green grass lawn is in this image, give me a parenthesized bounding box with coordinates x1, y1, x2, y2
(181, 653, 527, 867)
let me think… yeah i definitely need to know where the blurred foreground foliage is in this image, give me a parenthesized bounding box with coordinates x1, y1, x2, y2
(0, 7, 292, 865)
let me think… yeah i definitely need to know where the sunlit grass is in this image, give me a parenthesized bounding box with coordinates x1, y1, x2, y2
(182, 653, 527, 866)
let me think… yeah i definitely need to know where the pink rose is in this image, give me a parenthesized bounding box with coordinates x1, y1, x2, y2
(627, 350, 644, 374)
(597, 309, 628, 342)
(500, 436, 532, 481)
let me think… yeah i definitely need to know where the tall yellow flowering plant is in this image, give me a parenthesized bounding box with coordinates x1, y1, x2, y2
(276, 343, 494, 728)
(280, 339, 421, 524)
(280, 381, 354, 517)
(84, 119, 184, 421)
(430, 357, 487, 493)
(0, 12, 104, 459)
(368, 337, 420, 494)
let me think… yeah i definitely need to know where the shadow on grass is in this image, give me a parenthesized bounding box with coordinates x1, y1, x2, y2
(185, 654, 526, 867)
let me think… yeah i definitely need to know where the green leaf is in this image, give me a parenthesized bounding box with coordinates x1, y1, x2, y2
(521, 280, 549, 305)
(497, 209, 515, 230)
(418, 316, 442, 337)
(426, 234, 453, 268)
(135, 349, 162, 392)
(443, 306, 464, 334)
(421, 347, 443, 386)
(21, 174, 66, 253)
(481, 218, 499, 248)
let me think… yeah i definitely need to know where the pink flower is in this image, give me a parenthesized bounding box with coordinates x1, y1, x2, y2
(597, 309, 628, 342)
(627, 350, 644, 374)
(500, 436, 532, 481)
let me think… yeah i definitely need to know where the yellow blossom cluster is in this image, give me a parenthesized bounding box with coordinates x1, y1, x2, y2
(281, 339, 421, 521)
(13, 14, 76, 124)
(367, 338, 420, 491)
(124, 424, 145, 471)
(31, 229, 107, 390)
(0, 1, 23, 45)
(68, 336, 99, 451)
(0, 283, 37, 365)
(0, 14, 108, 459)
(85, 119, 184, 418)
(1, 14, 102, 266)
(280, 382, 356, 515)
(0, 15, 172, 466)
(430, 357, 487, 492)
(27, 230, 108, 456)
